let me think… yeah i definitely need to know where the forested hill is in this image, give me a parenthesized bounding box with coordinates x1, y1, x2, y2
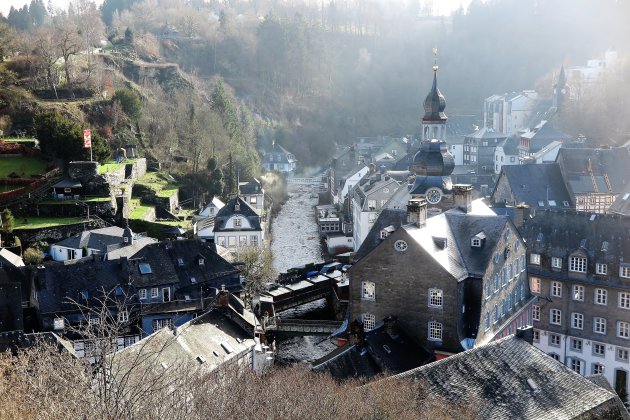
(1, 0, 630, 170)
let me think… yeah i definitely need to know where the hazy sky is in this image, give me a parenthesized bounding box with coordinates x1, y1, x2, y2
(2, 0, 470, 17)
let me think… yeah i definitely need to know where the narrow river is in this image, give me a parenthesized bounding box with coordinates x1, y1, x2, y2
(269, 184, 338, 364)
(270, 185, 322, 273)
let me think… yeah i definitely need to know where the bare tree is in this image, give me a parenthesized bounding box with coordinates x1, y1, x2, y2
(234, 245, 275, 308)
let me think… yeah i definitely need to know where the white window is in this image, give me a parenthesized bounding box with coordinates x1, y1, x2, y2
(362, 313, 376, 331)
(569, 256, 587, 273)
(617, 348, 629, 361)
(228, 236, 237, 247)
(367, 200, 376, 211)
(551, 281, 562, 297)
(471, 238, 481, 247)
(361, 281, 375, 300)
(250, 235, 258, 246)
(593, 343, 606, 356)
(485, 312, 490, 330)
(572, 312, 584, 330)
(571, 338, 583, 351)
(521, 255, 526, 272)
(234, 217, 242, 228)
(493, 304, 498, 324)
(533, 330, 540, 341)
(428, 321, 443, 341)
(571, 358, 582, 374)
(550, 334, 561, 347)
(594, 317, 607, 335)
(250, 196, 257, 204)
(595, 288, 608, 306)
(118, 310, 128, 323)
(150, 287, 158, 298)
(573, 285, 584, 301)
(532, 305, 540, 321)
(551, 257, 562, 269)
(139, 289, 147, 300)
(429, 289, 443, 307)
(592, 363, 605, 375)
(550, 308, 562, 325)
(596, 263, 608, 275)
(530, 253, 541, 265)
(152, 318, 173, 332)
(549, 353, 561, 361)
(620, 292, 630, 309)
(621, 266, 630, 279)
(530, 277, 541, 294)
(618, 321, 630, 339)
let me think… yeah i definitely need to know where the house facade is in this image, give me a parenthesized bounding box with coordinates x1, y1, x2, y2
(213, 196, 264, 249)
(349, 191, 534, 357)
(494, 134, 520, 175)
(262, 143, 297, 173)
(483, 90, 539, 136)
(462, 127, 507, 174)
(523, 211, 630, 398)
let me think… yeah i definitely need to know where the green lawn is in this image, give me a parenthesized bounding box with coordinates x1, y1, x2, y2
(98, 158, 139, 174)
(1, 137, 37, 143)
(0, 157, 48, 178)
(39, 197, 111, 205)
(0, 185, 20, 193)
(14, 217, 85, 229)
(137, 172, 179, 198)
(129, 199, 152, 219)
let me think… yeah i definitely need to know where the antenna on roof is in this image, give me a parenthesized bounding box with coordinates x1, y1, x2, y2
(432, 47, 439, 72)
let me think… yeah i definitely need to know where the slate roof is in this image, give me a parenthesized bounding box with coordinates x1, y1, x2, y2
(111, 307, 255, 379)
(129, 239, 240, 290)
(464, 127, 507, 140)
(353, 173, 400, 209)
(609, 184, 630, 216)
(214, 196, 261, 232)
(312, 321, 431, 379)
(395, 334, 629, 420)
(52, 179, 82, 188)
(558, 147, 630, 194)
(262, 143, 295, 164)
(0, 275, 23, 332)
(353, 209, 407, 261)
(54, 226, 125, 249)
(405, 210, 510, 279)
(0, 248, 25, 267)
(492, 163, 572, 209)
(521, 211, 630, 268)
(238, 178, 263, 195)
(521, 121, 572, 153)
(499, 134, 520, 156)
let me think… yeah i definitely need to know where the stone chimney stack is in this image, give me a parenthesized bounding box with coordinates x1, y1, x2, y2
(453, 184, 473, 213)
(513, 204, 530, 228)
(407, 197, 427, 227)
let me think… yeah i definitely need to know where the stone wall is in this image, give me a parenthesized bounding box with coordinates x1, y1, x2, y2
(103, 165, 126, 186)
(69, 161, 99, 183)
(37, 199, 116, 217)
(128, 158, 147, 180)
(15, 218, 108, 246)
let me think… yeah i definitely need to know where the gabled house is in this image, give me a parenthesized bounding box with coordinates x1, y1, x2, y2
(213, 196, 264, 249)
(50, 225, 156, 261)
(494, 134, 520, 175)
(349, 191, 533, 358)
(195, 197, 225, 241)
(262, 143, 297, 173)
(490, 163, 573, 215)
(518, 120, 572, 162)
(238, 178, 266, 214)
(463, 127, 507, 174)
(521, 211, 630, 397)
(198, 196, 225, 218)
(557, 146, 630, 214)
(484, 90, 539, 136)
(351, 172, 401, 251)
(51, 179, 83, 200)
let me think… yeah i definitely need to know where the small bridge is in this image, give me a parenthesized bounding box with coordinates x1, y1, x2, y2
(263, 318, 343, 336)
(287, 177, 324, 186)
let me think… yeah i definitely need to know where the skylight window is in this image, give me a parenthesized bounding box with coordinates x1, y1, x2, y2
(178, 258, 184, 266)
(221, 341, 235, 354)
(548, 200, 556, 206)
(190, 276, 197, 284)
(537, 201, 545, 207)
(139, 263, 152, 274)
(624, 193, 630, 200)
(563, 201, 570, 207)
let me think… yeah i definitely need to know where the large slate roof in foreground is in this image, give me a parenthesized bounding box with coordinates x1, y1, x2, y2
(395, 335, 628, 420)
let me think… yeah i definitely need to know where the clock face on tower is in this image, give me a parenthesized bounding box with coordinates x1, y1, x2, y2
(426, 187, 442, 204)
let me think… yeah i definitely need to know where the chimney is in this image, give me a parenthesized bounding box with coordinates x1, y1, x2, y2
(516, 325, 534, 344)
(513, 204, 530, 228)
(368, 163, 376, 174)
(407, 197, 427, 227)
(218, 286, 229, 307)
(453, 184, 473, 213)
(348, 320, 365, 346)
(36, 265, 46, 289)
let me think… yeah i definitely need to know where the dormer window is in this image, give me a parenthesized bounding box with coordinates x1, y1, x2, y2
(471, 238, 481, 248)
(178, 258, 184, 266)
(235, 202, 240, 211)
(123, 236, 129, 243)
(234, 217, 242, 228)
(380, 230, 389, 240)
(569, 256, 587, 273)
(198, 258, 205, 266)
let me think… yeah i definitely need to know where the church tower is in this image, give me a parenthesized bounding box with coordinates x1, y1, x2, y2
(421, 50, 447, 142)
(552, 65, 567, 112)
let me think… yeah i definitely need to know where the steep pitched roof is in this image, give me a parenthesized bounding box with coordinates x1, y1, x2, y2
(353, 209, 407, 261)
(214, 196, 261, 232)
(498, 134, 520, 156)
(129, 240, 240, 290)
(404, 211, 509, 279)
(493, 163, 572, 209)
(464, 127, 507, 140)
(0, 248, 25, 267)
(558, 147, 630, 194)
(238, 179, 263, 195)
(521, 211, 630, 265)
(609, 184, 630, 216)
(396, 334, 629, 420)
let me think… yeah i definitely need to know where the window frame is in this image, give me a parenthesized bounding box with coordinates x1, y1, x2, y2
(596, 263, 608, 275)
(362, 313, 376, 331)
(573, 285, 584, 301)
(530, 253, 541, 265)
(550, 308, 562, 325)
(621, 265, 630, 279)
(551, 281, 562, 298)
(428, 321, 443, 341)
(551, 257, 562, 269)
(593, 343, 606, 357)
(361, 281, 376, 301)
(572, 312, 584, 330)
(618, 321, 630, 339)
(620, 292, 630, 310)
(593, 317, 607, 335)
(595, 288, 608, 306)
(530, 276, 541, 294)
(569, 256, 587, 273)
(571, 338, 583, 352)
(139, 289, 147, 300)
(532, 304, 540, 321)
(150, 287, 158, 298)
(428, 288, 443, 308)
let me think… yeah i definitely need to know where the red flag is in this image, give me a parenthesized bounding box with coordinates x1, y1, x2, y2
(83, 129, 92, 148)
